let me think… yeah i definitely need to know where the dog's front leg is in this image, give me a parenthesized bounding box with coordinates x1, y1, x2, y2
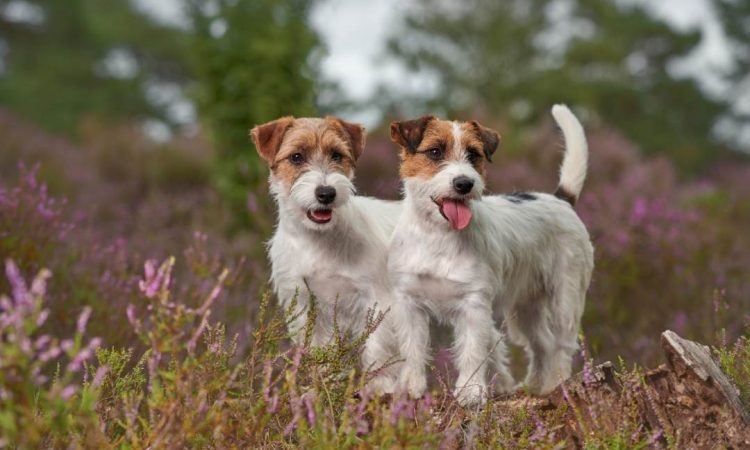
(452, 295, 494, 406)
(362, 301, 398, 395)
(393, 293, 430, 399)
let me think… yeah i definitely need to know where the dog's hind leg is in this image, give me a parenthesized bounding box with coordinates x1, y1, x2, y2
(489, 326, 515, 393)
(510, 275, 584, 395)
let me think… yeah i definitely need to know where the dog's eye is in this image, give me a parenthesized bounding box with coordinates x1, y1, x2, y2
(467, 147, 481, 163)
(289, 153, 305, 165)
(425, 147, 444, 161)
(330, 151, 343, 163)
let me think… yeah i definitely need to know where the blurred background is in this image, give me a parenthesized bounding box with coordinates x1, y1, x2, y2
(1, 0, 748, 367)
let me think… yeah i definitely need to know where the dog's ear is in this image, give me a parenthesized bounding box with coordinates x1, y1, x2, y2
(390, 116, 434, 153)
(330, 117, 366, 161)
(250, 116, 295, 164)
(470, 121, 500, 162)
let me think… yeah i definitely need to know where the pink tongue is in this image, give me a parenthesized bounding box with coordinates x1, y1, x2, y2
(440, 199, 472, 230)
(311, 210, 332, 221)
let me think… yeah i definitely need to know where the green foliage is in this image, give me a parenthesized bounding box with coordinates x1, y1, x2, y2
(3, 254, 685, 448)
(715, 330, 750, 407)
(0, 0, 188, 134)
(0, 263, 108, 448)
(715, 0, 750, 90)
(389, 0, 728, 172)
(186, 0, 322, 226)
(715, 0, 750, 148)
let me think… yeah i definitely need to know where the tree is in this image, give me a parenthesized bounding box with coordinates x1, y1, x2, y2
(388, 0, 728, 172)
(715, 0, 750, 150)
(0, 0, 188, 134)
(186, 0, 322, 226)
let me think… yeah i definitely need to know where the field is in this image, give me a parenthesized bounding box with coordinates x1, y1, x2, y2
(2, 107, 749, 448)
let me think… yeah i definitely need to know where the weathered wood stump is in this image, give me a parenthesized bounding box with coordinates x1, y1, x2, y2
(443, 330, 750, 448)
(537, 330, 750, 447)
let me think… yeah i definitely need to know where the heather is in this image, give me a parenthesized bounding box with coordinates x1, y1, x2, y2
(1, 109, 749, 446)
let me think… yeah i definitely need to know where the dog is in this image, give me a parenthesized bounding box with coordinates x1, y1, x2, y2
(385, 105, 594, 406)
(251, 116, 401, 386)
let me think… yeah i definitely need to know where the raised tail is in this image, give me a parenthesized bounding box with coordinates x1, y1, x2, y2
(551, 104, 588, 206)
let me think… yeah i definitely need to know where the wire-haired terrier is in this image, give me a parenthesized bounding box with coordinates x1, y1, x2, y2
(385, 105, 594, 405)
(251, 116, 400, 386)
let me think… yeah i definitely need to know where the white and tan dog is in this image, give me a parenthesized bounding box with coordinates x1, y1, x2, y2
(386, 105, 594, 406)
(251, 116, 400, 384)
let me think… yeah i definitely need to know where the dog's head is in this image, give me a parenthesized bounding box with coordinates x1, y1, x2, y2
(251, 116, 365, 231)
(390, 116, 499, 231)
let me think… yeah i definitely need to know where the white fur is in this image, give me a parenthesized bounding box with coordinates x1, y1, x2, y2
(552, 104, 588, 200)
(385, 108, 594, 406)
(267, 162, 401, 390)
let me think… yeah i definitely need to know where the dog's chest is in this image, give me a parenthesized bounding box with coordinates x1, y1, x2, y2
(390, 229, 490, 303)
(269, 231, 380, 303)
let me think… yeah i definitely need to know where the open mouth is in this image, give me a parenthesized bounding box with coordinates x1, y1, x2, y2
(306, 208, 333, 224)
(433, 197, 472, 231)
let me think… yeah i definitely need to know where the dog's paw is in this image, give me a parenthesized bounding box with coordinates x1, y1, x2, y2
(399, 368, 427, 399)
(453, 383, 486, 407)
(492, 370, 516, 393)
(366, 375, 397, 396)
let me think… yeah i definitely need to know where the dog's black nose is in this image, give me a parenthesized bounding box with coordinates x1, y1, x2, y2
(452, 176, 474, 195)
(315, 185, 337, 204)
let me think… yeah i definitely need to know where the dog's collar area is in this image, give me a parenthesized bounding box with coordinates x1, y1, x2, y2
(307, 208, 333, 224)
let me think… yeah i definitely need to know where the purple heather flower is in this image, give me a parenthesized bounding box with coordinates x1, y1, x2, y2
(38, 345, 62, 363)
(76, 306, 92, 334)
(30, 269, 50, 297)
(34, 334, 51, 350)
(139, 260, 160, 298)
(187, 318, 208, 353)
(648, 429, 664, 445)
(390, 397, 414, 426)
(529, 415, 549, 443)
(303, 394, 316, 426)
(629, 197, 648, 225)
(126, 304, 136, 323)
(5, 260, 29, 306)
(36, 309, 49, 327)
(60, 385, 77, 400)
(67, 338, 101, 372)
(92, 365, 109, 387)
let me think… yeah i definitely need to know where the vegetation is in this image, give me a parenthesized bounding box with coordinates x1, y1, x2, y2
(1, 110, 749, 446)
(0, 0, 188, 134)
(1, 217, 747, 446)
(1, 0, 750, 447)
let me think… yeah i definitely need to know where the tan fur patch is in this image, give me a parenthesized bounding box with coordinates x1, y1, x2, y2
(395, 119, 495, 182)
(270, 117, 358, 187)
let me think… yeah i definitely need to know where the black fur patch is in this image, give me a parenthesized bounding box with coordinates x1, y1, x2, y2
(505, 191, 537, 203)
(553, 186, 577, 206)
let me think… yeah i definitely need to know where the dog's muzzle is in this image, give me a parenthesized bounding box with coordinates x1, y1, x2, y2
(306, 185, 336, 224)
